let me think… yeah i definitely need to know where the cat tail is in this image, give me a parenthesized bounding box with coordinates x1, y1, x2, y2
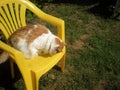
(0, 51, 9, 64)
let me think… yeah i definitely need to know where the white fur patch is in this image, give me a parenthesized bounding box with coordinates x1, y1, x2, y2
(17, 39, 30, 58)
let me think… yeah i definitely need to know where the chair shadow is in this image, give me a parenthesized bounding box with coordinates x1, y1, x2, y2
(0, 61, 21, 90)
(0, 60, 61, 90)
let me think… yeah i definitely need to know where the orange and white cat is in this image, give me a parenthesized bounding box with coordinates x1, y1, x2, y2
(0, 24, 65, 63)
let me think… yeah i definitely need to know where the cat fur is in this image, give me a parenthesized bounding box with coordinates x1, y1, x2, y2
(0, 24, 65, 63)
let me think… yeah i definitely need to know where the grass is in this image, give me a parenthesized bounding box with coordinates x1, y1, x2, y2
(0, 1, 120, 90)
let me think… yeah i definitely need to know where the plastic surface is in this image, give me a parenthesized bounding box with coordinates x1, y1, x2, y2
(0, 0, 66, 90)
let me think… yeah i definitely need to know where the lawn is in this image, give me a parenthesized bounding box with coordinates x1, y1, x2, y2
(0, 1, 120, 90)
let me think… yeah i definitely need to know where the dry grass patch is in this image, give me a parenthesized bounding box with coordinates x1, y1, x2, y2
(70, 34, 90, 50)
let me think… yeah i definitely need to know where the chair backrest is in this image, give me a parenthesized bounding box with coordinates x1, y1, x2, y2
(0, 0, 65, 40)
(0, 0, 27, 39)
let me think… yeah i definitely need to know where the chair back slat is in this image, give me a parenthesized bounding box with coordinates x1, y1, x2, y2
(3, 5, 16, 32)
(20, 4, 26, 27)
(0, 6, 13, 34)
(0, 15, 11, 35)
(15, 3, 21, 28)
(9, 3, 19, 30)
(0, 2, 26, 39)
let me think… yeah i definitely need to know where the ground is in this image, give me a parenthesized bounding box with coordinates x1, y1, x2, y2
(0, 1, 120, 90)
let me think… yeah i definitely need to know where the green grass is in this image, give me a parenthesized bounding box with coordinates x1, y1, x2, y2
(41, 3, 120, 90)
(0, 2, 120, 90)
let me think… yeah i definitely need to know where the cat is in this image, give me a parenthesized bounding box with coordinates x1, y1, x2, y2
(0, 24, 65, 63)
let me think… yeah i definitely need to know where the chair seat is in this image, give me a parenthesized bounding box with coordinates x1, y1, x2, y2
(25, 48, 65, 74)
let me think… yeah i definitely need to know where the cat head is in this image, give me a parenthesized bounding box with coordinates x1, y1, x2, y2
(50, 37, 66, 55)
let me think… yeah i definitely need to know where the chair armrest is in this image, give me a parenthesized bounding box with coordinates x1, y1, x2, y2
(25, 0, 64, 25)
(0, 40, 24, 59)
(34, 9, 65, 41)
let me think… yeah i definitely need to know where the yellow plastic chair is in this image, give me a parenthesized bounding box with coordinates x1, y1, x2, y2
(0, 0, 66, 90)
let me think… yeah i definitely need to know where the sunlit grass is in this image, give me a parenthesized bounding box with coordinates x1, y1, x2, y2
(38, 3, 120, 90)
(0, 2, 120, 90)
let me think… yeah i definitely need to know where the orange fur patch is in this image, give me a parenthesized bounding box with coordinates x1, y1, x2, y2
(9, 24, 49, 45)
(27, 24, 48, 44)
(9, 25, 34, 45)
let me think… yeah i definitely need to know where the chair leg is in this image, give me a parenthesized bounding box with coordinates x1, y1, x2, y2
(31, 71, 40, 90)
(61, 54, 66, 72)
(9, 58, 34, 90)
(21, 71, 34, 90)
(36, 77, 40, 90)
(10, 60, 15, 79)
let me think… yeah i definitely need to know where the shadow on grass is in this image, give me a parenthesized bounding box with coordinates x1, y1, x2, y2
(0, 61, 21, 90)
(51, 0, 117, 18)
(0, 60, 61, 90)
